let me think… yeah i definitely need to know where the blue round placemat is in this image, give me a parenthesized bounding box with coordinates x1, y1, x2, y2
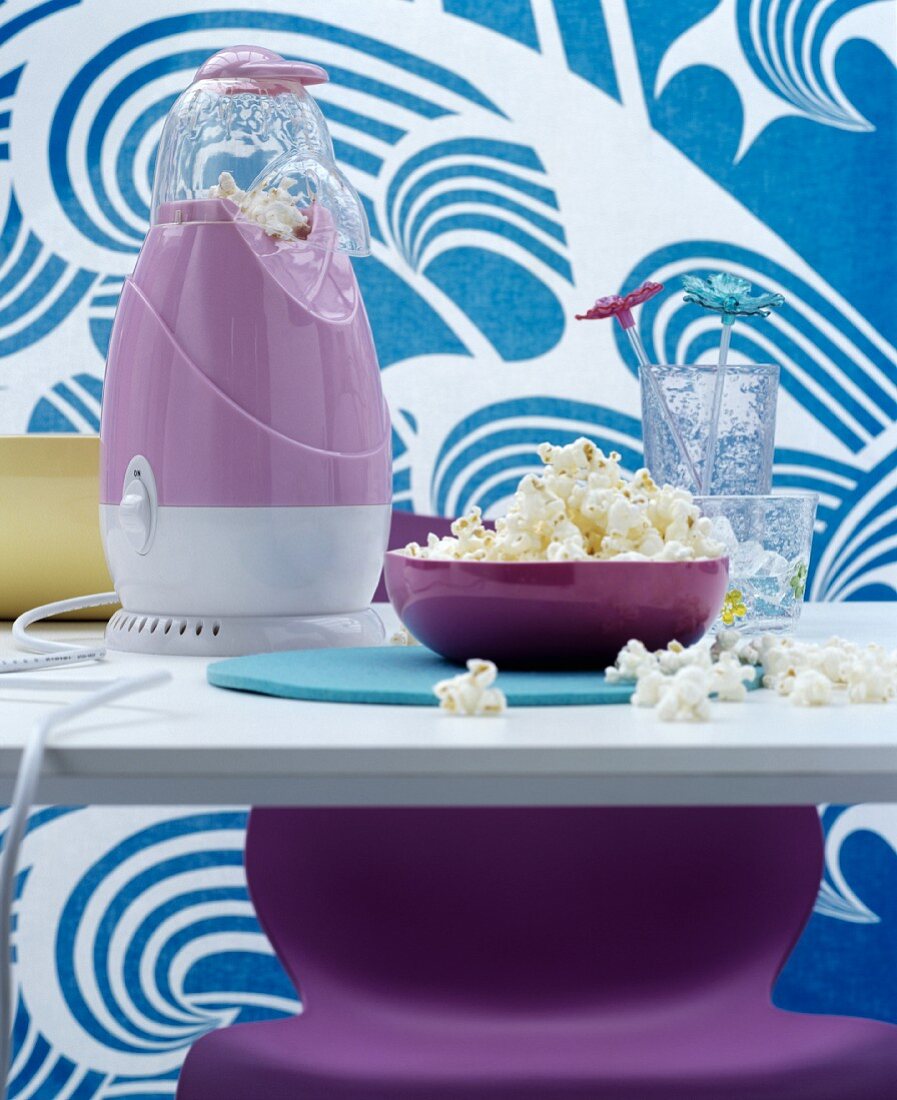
(207, 646, 634, 706)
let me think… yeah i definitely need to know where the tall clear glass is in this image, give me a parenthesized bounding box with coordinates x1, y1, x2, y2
(640, 363, 779, 494)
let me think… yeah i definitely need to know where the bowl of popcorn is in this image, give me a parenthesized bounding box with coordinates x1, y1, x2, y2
(385, 439, 729, 668)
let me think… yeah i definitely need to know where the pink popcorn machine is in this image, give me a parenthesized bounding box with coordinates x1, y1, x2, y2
(100, 46, 392, 655)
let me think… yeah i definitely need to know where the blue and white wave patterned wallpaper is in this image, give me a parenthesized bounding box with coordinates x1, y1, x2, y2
(1, 0, 896, 1093)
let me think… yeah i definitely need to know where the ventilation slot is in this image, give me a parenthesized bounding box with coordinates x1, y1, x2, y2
(111, 613, 224, 646)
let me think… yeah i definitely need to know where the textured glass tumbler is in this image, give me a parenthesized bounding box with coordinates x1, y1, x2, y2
(640, 363, 779, 494)
(695, 493, 818, 635)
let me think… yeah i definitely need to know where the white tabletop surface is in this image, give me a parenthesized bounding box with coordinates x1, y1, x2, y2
(0, 603, 895, 807)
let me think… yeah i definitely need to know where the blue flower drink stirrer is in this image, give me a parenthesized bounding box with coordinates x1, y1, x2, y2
(577, 281, 700, 488)
(682, 273, 785, 493)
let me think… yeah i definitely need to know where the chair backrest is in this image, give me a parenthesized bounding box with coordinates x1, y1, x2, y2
(246, 807, 823, 1015)
(372, 511, 455, 603)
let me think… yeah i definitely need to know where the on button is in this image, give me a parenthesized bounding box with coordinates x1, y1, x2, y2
(120, 477, 152, 552)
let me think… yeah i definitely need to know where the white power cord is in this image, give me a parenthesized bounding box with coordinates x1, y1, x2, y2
(0, 594, 170, 1099)
(3, 593, 117, 673)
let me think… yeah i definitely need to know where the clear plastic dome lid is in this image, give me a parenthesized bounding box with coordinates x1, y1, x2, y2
(150, 46, 371, 256)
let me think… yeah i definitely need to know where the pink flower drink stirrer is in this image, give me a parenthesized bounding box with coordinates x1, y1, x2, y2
(576, 281, 700, 489)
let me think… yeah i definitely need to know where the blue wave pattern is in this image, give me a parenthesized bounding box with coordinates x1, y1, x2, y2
(35, 8, 567, 365)
(0, 66, 23, 162)
(4, 808, 296, 1099)
(47, 11, 503, 255)
(777, 805, 897, 1025)
(28, 372, 102, 432)
(392, 407, 419, 511)
(0, 2, 896, 1094)
(0, 192, 97, 357)
(736, 0, 878, 130)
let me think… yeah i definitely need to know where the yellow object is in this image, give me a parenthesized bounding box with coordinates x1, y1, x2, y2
(721, 588, 748, 626)
(0, 434, 117, 620)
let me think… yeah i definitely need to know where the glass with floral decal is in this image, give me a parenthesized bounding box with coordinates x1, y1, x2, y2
(694, 492, 818, 634)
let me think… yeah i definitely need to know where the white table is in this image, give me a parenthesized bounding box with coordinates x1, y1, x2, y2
(0, 604, 894, 807)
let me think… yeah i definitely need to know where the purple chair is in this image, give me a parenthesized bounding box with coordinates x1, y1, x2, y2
(177, 806, 897, 1098)
(372, 510, 456, 603)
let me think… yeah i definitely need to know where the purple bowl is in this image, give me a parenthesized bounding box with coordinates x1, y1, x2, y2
(384, 553, 729, 669)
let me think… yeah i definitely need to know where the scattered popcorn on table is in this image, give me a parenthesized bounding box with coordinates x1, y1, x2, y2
(607, 636, 714, 685)
(759, 637, 897, 704)
(657, 637, 714, 674)
(605, 639, 657, 683)
(655, 667, 713, 722)
(612, 630, 897, 722)
(209, 171, 311, 241)
(630, 669, 669, 708)
(767, 665, 800, 697)
(402, 438, 725, 563)
(389, 627, 420, 647)
(789, 669, 833, 707)
(711, 652, 756, 702)
(844, 659, 896, 704)
(712, 629, 764, 666)
(433, 659, 507, 716)
(806, 639, 852, 684)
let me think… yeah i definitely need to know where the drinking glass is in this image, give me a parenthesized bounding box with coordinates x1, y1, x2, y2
(641, 363, 779, 494)
(695, 493, 818, 634)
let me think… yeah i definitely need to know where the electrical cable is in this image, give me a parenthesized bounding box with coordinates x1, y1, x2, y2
(2, 593, 117, 673)
(0, 592, 170, 1098)
(0, 671, 170, 1100)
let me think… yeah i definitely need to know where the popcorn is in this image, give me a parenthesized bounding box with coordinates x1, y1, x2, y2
(757, 635, 897, 704)
(712, 630, 765, 667)
(630, 669, 669, 707)
(613, 638, 715, 720)
(766, 665, 801, 696)
(433, 659, 507, 716)
(810, 639, 855, 685)
(405, 438, 725, 563)
(211, 170, 239, 197)
(744, 633, 897, 707)
(760, 639, 804, 684)
(389, 627, 419, 647)
(608, 637, 713, 684)
(710, 651, 756, 702)
(494, 475, 588, 561)
(656, 638, 714, 673)
(654, 667, 713, 722)
(616, 629, 895, 722)
(209, 171, 311, 241)
(789, 669, 833, 707)
(623, 640, 740, 719)
(654, 540, 698, 562)
(605, 639, 657, 683)
(844, 659, 896, 704)
(538, 438, 621, 488)
(422, 507, 497, 561)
